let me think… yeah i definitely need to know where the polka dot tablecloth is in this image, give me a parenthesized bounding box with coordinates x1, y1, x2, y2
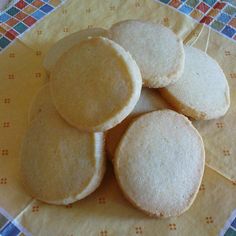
(0, 0, 236, 235)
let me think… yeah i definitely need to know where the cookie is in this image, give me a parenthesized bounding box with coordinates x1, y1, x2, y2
(106, 88, 170, 159)
(109, 20, 184, 88)
(43, 28, 108, 72)
(50, 37, 142, 132)
(21, 88, 105, 205)
(159, 46, 230, 120)
(114, 110, 205, 217)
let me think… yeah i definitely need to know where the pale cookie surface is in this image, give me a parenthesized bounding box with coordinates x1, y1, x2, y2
(160, 46, 230, 120)
(43, 28, 108, 72)
(50, 37, 142, 132)
(106, 88, 170, 159)
(109, 20, 184, 88)
(21, 88, 105, 205)
(114, 110, 205, 217)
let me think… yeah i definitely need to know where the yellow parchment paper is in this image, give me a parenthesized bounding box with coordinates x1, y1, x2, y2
(0, 0, 236, 235)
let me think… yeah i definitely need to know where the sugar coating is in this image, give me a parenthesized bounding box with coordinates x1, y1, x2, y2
(110, 20, 185, 88)
(160, 46, 230, 120)
(22, 85, 105, 205)
(50, 37, 142, 131)
(115, 110, 205, 217)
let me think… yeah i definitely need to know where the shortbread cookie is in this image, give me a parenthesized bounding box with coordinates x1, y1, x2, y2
(28, 84, 54, 122)
(50, 37, 142, 132)
(106, 88, 170, 159)
(109, 20, 184, 88)
(114, 110, 205, 217)
(160, 46, 230, 120)
(21, 91, 105, 205)
(43, 28, 108, 72)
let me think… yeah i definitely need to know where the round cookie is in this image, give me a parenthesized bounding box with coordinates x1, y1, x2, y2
(43, 28, 108, 72)
(21, 89, 105, 205)
(109, 20, 184, 88)
(159, 46, 230, 120)
(114, 110, 205, 218)
(106, 88, 170, 159)
(50, 37, 142, 132)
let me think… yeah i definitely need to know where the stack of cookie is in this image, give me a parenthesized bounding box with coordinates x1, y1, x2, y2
(21, 20, 230, 218)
